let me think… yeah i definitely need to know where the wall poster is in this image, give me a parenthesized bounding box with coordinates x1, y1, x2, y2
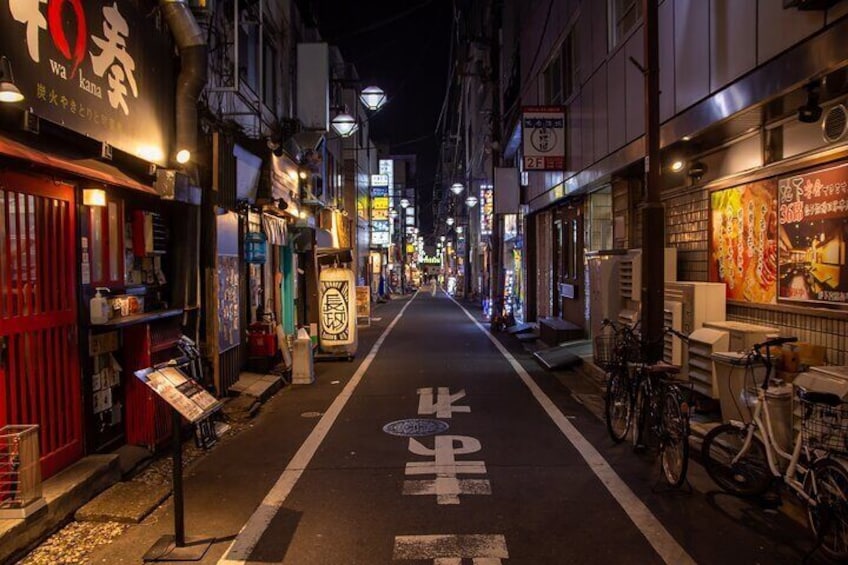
(709, 181, 778, 304)
(218, 255, 240, 352)
(777, 162, 848, 305)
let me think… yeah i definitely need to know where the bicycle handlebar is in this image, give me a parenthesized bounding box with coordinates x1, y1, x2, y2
(752, 336, 798, 351)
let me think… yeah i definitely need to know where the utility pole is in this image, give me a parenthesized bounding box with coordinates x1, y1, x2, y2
(641, 0, 664, 362)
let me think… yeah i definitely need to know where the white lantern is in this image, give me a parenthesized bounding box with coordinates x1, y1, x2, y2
(331, 113, 358, 137)
(465, 195, 479, 208)
(319, 267, 358, 350)
(450, 183, 464, 195)
(359, 85, 387, 111)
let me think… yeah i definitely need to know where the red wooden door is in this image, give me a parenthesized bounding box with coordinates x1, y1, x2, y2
(0, 172, 81, 479)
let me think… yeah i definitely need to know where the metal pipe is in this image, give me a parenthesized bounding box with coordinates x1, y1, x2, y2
(159, 0, 207, 164)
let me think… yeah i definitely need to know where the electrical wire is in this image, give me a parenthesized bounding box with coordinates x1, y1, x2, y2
(514, 0, 556, 105)
(327, 0, 437, 44)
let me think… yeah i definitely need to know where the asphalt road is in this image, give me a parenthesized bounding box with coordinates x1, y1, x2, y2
(85, 288, 828, 564)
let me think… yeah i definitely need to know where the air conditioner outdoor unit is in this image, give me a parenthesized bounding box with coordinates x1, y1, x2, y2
(663, 301, 684, 366)
(620, 248, 678, 302)
(664, 281, 727, 335)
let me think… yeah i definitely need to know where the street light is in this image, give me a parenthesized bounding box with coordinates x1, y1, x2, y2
(400, 198, 410, 208)
(450, 183, 464, 195)
(446, 217, 455, 226)
(331, 112, 358, 137)
(359, 85, 387, 111)
(465, 195, 478, 208)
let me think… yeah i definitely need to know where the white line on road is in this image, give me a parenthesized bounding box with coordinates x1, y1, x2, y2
(218, 292, 419, 565)
(447, 295, 697, 565)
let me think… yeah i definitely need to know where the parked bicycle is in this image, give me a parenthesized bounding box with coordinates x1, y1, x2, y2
(597, 318, 640, 443)
(598, 320, 691, 487)
(701, 335, 848, 560)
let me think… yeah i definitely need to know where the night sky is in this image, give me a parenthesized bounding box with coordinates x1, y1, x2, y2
(308, 0, 454, 237)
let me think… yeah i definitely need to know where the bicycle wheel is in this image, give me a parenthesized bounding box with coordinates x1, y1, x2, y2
(660, 386, 690, 487)
(605, 367, 633, 443)
(804, 457, 848, 561)
(701, 423, 772, 497)
(632, 376, 648, 449)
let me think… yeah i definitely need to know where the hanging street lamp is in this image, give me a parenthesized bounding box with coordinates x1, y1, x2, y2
(446, 217, 455, 226)
(450, 183, 464, 195)
(465, 195, 478, 208)
(359, 85, 387, 111)
(331, 113, 358, 137)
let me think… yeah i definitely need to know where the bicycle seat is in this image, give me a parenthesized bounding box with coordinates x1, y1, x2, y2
(798, 389, 842, 407)
(646, 361, 681, 375)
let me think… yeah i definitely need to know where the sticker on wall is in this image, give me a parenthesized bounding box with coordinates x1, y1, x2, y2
(709, 181, 778, 304)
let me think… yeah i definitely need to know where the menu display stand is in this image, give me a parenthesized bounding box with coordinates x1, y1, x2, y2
(135, 363, 221, 562)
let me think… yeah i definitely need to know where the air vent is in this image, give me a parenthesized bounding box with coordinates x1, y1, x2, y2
(822, 104, 848, 144)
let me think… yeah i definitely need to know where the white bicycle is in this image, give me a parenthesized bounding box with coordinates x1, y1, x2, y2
(701, 336, 848, 560)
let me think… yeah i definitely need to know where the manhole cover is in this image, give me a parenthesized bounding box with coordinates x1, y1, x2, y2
(301, 411, 323, 418)
(382, 419, 449, 437)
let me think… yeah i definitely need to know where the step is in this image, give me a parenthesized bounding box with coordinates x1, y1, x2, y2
(0, 454, 120, 564)
(538, 317, 584, 345)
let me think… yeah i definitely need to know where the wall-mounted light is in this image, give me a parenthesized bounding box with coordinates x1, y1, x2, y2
(83, 188, 107, 207)
(175, 149, 191, 165)
(330, 112, 358, 137)
(359, 85, 387, 111)
(465, 195, 478, 208)
(0, 56, 24, 103)
(450, 183, 464, 195)
(670, 160, 685, 173)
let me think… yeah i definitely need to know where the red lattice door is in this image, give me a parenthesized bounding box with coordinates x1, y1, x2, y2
(0, 172, 81, 479)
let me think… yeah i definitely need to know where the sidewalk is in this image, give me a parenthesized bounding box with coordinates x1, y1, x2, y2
(10, 298, 405, 565)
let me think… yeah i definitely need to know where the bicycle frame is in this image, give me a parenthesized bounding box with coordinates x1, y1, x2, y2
(731, 385, 817, 506)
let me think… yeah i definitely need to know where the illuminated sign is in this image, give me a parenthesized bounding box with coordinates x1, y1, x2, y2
(371, 174, 389, 187)
(480, 185, 494, 236)
(1, 0, 175, 165)
(521, 106, 566, 171)
(319, 268, 357, 348)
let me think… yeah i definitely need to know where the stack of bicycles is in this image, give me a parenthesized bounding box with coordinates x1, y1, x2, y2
(599, 319, 692, 488)
(701, 336, 848, 560)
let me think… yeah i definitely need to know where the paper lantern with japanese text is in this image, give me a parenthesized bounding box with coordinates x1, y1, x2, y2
(319, 267, 358, 349)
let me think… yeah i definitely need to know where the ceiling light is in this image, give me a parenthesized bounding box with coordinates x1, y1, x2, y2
(176, 149, 191, 164)
(670, 160, 685, 172)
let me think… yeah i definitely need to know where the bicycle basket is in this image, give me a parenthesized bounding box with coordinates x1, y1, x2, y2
(594, 334, 615, 368)
(800, 397, 848, 457)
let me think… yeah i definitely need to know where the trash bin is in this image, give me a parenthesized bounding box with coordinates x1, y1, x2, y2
(292, 327, 315, 384)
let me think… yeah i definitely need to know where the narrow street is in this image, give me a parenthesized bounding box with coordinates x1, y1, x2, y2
(69, 288, 821, 565)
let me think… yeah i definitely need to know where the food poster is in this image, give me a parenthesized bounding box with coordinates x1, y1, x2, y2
(709, 181, 778, 304)
(777, 163, 848, 304)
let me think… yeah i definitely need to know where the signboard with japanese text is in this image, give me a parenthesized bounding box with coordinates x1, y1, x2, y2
(1, 0, 176, 166)
(355, 285, 370, 326)
(709, 181, 778, 304)
(371, 176, 390, 247)
(319, 267, 357, 349)
(777, 162, 848, 305)
(135, 366, 221, 424)
(521, 106, 566, 171)
(480, 185, 494, 236)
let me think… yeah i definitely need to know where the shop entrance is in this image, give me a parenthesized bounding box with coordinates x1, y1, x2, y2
(554, 202, 585, 333)
(0, 172, 81, 479)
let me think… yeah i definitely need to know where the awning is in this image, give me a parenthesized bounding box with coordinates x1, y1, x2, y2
(261, 212, 288, 246)
(0, 134, 158, 195)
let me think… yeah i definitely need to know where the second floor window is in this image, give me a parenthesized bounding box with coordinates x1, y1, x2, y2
(609, 0, 642, 51)
(542, 52, 562, 105)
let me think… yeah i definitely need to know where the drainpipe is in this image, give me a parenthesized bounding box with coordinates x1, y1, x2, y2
(159, 0, 207, 166)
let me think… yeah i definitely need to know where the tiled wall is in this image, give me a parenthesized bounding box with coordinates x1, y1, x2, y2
(664, 187, 710, 281)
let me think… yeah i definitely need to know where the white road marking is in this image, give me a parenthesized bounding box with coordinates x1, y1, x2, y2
(393, 534, 508, 562)
(218, 292, 419, 565)
(447, 296, 697, 565)
(404, 435, 490, 504)
(417, 386, 470, 418)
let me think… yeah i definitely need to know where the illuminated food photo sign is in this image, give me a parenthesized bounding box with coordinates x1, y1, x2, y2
(777, 163, 848, 305)
(709, 181, 777, 304)
(1, 0, 175, 165)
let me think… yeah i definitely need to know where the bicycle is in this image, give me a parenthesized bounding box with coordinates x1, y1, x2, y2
(701, 335, 848, 560)
(630, 326, 692, 488)
(599, 320, 691, 488)
(598, 318, 641, 443)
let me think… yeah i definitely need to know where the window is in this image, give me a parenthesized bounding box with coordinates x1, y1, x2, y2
(238, 16, 260, 93)
(89, 199, 124, 286)
(263, 37, 278, 110)
(609, 0, 642, 50)
(587, 188, 613, 251)
(542, 52, 562, 104)
(562, 28, 577, 101)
